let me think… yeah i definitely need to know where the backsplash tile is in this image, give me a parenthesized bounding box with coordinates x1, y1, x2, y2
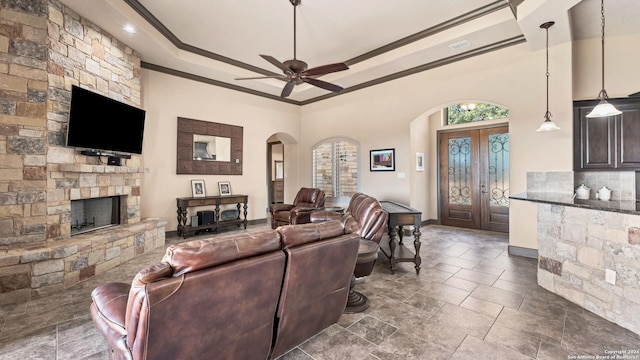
(574, 171, 636, 201)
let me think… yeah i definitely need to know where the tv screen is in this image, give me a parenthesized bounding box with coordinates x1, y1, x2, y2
(67, 85, 146, 154)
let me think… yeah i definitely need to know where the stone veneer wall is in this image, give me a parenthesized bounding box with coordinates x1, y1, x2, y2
(0, 0, 165, 305)
(537, 204, 640, 335)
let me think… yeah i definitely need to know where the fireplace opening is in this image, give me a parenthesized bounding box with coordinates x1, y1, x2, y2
(70, 196, 121, 236)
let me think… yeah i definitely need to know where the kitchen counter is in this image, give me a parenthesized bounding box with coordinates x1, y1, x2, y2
(510, 192, 640, 215)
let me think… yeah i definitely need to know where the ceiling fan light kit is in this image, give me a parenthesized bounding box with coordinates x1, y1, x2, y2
(235, 0, 349, 98)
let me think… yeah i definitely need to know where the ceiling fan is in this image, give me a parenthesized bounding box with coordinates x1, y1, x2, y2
(235, 0, 349, 98)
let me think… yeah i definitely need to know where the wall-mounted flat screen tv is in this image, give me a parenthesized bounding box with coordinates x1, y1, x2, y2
(66, 85, 146, 154)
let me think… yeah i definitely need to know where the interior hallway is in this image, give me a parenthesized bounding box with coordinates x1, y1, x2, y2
(1, 224, 638, 359)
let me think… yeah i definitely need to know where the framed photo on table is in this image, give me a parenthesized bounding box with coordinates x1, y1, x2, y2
(218, 181, 231, 196)
(370, 148, 395, 171)
(191, 179, 206, 197)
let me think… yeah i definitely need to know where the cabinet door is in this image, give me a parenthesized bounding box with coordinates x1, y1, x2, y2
(616, 107, 640, 169)
(575, 106, 616, 170)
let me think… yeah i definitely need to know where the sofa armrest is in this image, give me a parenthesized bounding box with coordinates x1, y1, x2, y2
(271, 203, 295, 213)
(90, 282, 132, 358)
(91, 282, 131, 332)
(290, 206, 316, 216)
(310, 210, 343, 223)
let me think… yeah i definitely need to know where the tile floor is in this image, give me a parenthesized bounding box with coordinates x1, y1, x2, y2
(1, 224, 639, 359)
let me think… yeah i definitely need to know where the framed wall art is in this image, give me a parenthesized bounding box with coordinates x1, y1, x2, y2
(416, 152, 424, 171)
(370, 148, 395, 171)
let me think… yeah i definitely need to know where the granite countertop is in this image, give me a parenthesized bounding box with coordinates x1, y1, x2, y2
(510, 192, 640, 215)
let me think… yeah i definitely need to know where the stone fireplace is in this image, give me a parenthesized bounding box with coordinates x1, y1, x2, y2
(0, 0, 166, 306)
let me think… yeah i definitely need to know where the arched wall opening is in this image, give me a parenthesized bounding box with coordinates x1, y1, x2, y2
(409, 99, 511, 224)
(266, 132, 299, 212)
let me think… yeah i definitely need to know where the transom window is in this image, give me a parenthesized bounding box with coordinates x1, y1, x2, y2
(445, 103, 509, 125)
(312, 139, 359, 203)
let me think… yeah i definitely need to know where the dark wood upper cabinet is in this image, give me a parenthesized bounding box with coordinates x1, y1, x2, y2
(574, 97, 640, 171)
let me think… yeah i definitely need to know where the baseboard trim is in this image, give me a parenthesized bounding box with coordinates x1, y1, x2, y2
(508, 245, 538, 259)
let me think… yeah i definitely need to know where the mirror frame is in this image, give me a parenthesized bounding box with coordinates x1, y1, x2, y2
(176, 117, 243, 175)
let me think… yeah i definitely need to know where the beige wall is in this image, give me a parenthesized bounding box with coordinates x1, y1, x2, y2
(299, 42, 574, 250)
(573, 33, 640, 100)
(139, 32, 638, 251)
(140, 70, 299, 230)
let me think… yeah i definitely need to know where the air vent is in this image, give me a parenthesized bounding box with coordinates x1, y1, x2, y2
(448, 40, 471, 50)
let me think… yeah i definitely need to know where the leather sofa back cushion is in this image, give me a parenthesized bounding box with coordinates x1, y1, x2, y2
(163, 230, 281, 276)
(277, 220, 345, 248)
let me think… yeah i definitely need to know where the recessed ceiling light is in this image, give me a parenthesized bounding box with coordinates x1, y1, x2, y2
(448, 40, 471, 50)
(123, 25, 136, 34)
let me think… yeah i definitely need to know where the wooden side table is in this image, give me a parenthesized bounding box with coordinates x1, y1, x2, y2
(176, 195, 248, 238)
(379, 201, 422, 274)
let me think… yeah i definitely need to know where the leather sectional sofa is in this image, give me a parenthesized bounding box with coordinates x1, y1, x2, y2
(89, 220, 359, 360)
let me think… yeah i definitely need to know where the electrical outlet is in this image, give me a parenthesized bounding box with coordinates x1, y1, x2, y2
(605, 269, 616, 285)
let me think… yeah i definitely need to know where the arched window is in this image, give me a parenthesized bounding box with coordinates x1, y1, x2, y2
(312, 138, 359, 204)
(445, 103, 509, 125)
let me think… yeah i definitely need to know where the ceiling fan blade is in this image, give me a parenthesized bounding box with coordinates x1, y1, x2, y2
(302, 77, 344, 93)
(260, 55, 293, 74)
(235, 75, 287, 80)
(301, 63, 349, 77)
(281, 80, 296, 98)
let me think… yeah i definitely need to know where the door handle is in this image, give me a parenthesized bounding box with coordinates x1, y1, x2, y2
(481, 184, 488, 194)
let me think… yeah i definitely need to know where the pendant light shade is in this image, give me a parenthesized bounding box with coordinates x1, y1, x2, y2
(537, 118, 561, 132)
(586, 0, 621, 118)
(536, 21, 560, 132)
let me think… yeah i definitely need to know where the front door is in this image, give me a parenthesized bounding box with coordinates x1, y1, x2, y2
(439, 125, 509, 232)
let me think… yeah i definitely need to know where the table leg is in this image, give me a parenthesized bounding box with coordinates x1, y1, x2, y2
(242, 202, 248, 229)
(387, 226, 397, 273)
(176, 206, 187, 237)
(413, 226, 422, 274)
(397, 225, 404, 246)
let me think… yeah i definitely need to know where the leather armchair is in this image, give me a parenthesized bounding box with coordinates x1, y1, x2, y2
(311, 192, 388, 312)
(270, 187, 325, 229)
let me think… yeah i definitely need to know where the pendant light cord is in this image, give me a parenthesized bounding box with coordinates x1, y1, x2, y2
(544, 23, 552, 121)
(599, 0, 608, 100)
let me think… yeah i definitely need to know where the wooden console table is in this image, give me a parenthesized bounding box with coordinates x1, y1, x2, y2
(379, 201, 422, 274)
(176, 195, 248, 238)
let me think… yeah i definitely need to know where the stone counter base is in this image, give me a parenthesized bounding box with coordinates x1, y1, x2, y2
(0, 218, 166, 306)
(536, 204, 640, 336)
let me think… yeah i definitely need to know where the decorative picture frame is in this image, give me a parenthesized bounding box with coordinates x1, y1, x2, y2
(416, 152, 424, 171)
(370, 148, 395, 171)
(218, 181, 231, 196)
(191, 179, 206, 197)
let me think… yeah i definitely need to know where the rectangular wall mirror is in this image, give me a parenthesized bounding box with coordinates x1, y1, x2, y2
(193, 134, 231, 161)
(177, 117, 243, 175)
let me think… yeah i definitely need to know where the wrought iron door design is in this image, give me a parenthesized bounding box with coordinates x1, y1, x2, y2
(440, 126, 509, 232)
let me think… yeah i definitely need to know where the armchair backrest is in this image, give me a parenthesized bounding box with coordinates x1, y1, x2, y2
(344, 192, 388, 244)
(292, 187, 325, 208)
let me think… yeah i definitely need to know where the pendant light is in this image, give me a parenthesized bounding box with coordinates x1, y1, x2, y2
(586, 0, 621, 118)
(536, 21, 561, 132)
